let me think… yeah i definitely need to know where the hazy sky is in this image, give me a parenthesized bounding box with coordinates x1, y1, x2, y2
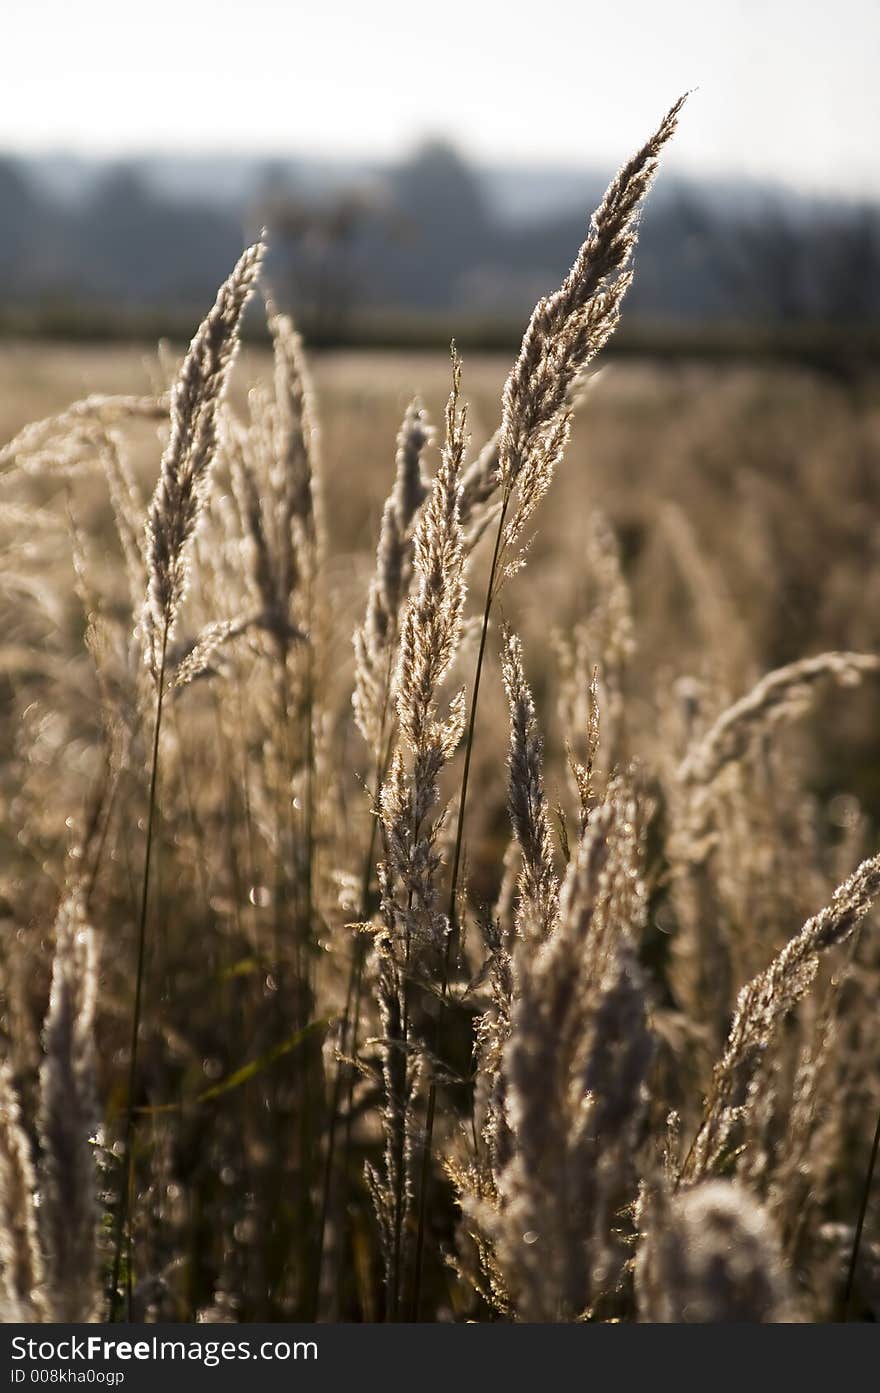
(4, 0, 879, 194)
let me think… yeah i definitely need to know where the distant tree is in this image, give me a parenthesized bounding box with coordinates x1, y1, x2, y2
(0, 157, 47, 296)
(378, 140, 494, 308)
(813, 206, 880, 323)
(391, 139, 489, 235)
(71, 163, 244, 307)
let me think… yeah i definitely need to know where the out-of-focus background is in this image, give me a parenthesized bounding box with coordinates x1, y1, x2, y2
(2, 0, 879, 356)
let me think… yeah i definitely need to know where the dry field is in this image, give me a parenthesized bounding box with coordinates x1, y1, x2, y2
(2, 100, 880, 1325)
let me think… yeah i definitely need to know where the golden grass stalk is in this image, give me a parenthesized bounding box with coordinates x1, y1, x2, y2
(144, 241, 265, 666)
(0, 394, 167, 477)
(37, 883, 100, 1322)
(462, 792, 652, 1318)
(0, 880, 99, 1323)
(497, 95, 688, 567)
(0, 1064, 46, 1320)
(411, 94, 685, 1317)
(353, 398, 432, 752)
(373, 352, 468, 1318)
(315, 397, 433, 1306)
(678, 651, 880, 789)
(683, 851, 880, 1183)
(499, 625, 559, 940)
(109, 240, 263, 1319)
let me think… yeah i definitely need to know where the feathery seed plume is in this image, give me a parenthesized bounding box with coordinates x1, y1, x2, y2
(685, 851, 880, 1182)
(500, 625, 559, 940)
(497, 96, 686, 567)
(353, 399, 432, 751)
(144, 240, 264, 666)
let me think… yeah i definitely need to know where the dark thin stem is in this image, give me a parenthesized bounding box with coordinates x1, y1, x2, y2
(312, 935, 359, 1316)
(313, 698, 396, 1316)
(312, 829, 379, 1318)
(843, 1100, 880, 1319)
(171, 703, 212, 919)
(85, 771, 119, 909)
(410, 1081, 438, 1321)
(410, 495, 509, 1320)
(390, 785, 425, 1320)
(274, 646, 295, 989)
(207, 687, 246, 944)
(389, 1041, 407, 1321)
(342, 948, 367, 1159)
(108, 619, 169, 1321)
(299, 564, 322, 1315)
(446, 498, 508, 963)
(389, 946, 413, 1320)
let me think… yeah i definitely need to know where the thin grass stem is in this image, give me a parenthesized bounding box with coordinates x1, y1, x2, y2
(843, 1100, 880, 1318)
(108, 618, 169, 1321)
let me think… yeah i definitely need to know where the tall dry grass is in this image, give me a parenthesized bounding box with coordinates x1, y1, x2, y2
(0, 96, 879, 1323)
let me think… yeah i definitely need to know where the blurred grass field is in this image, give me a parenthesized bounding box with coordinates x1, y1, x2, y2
(6, 337, 880, 911)
(5, 338, 880, 828)
(4, 335, 878, 675)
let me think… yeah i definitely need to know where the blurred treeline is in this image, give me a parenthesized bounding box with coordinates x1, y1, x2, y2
(1, 141, 880, 348)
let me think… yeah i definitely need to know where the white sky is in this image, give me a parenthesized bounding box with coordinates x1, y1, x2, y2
(4, 0, 879, 195)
